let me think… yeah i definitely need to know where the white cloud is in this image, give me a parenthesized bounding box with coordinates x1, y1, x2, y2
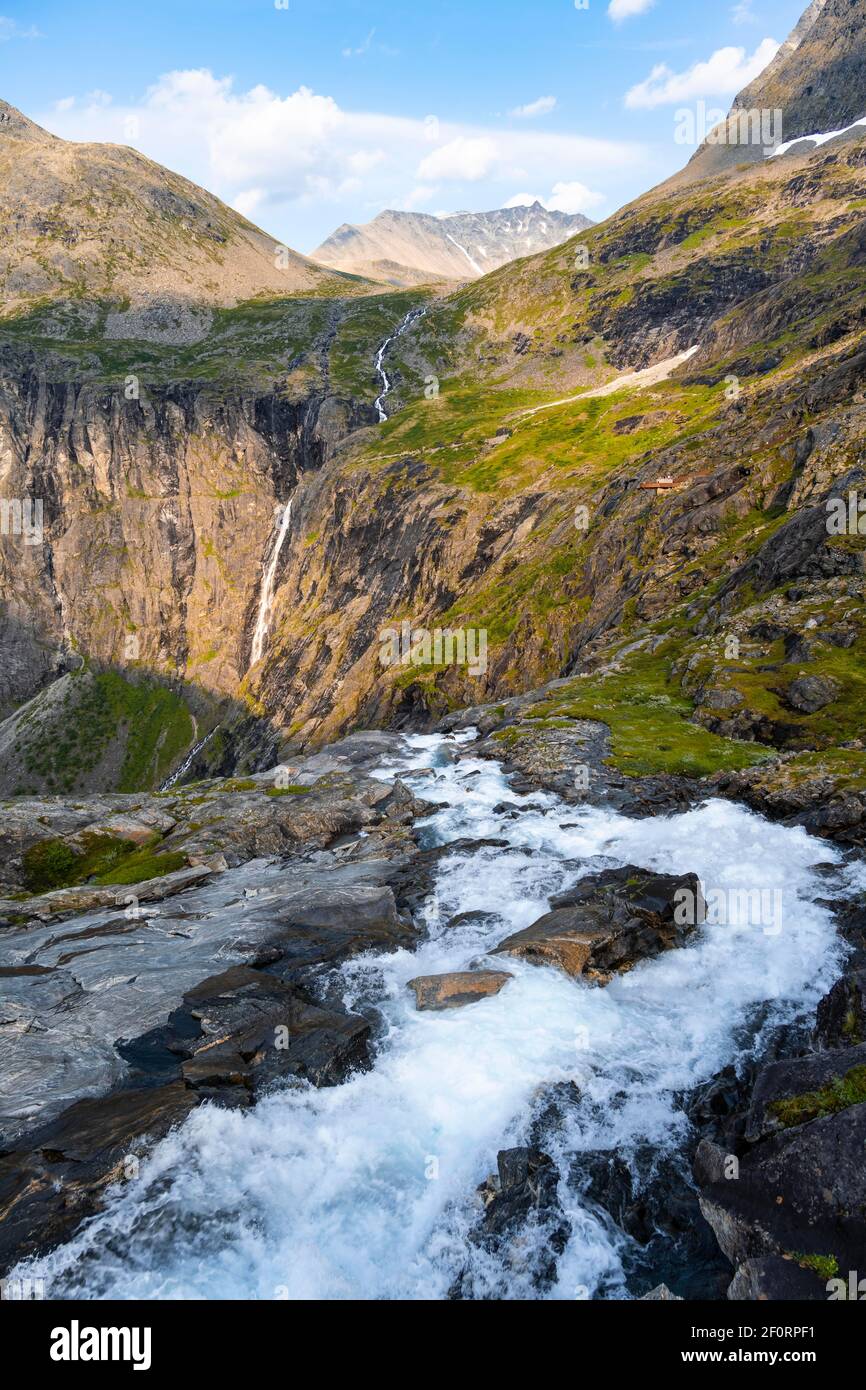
(38, 70, 644, 249)
(506, 181, 605, 215)
(625, 38, 780, 108)
(608, 0, 655, 22)
(731, 0, 757, 23)
(417, 136, 497, 182)
(341, 28, 398, 59)
(547, 180, 606, 214)
(55, 96, 75, 112)
(0, 17, 41, 41)
(232, 188, 266, 218)
(510, 95, 557, 119)
(397, 185, 438, 210)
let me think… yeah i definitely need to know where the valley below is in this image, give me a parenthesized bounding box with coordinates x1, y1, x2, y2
(2, 0, 866, 1307)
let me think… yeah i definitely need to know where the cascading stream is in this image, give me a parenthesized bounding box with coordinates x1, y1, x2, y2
(159, 725, 220, 792)
(16, 731, 848, 1300)
(249, 499, 293, 668)
(373, 306, 426, 422)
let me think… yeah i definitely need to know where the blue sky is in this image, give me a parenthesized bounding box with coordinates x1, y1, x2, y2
(2, 0, 806, 252)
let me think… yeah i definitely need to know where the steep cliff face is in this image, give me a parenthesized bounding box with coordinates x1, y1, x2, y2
(0, 332, 381, 789)
(3, 127, 866, 794)
(2, 25, 866, 799)
(0, 356, 363, 705)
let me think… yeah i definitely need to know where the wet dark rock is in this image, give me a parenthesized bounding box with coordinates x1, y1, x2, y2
(744, 1043, 866, 1142)
(815, 969, 866, 1048)
(694, 968, 866, 1299)
(0, 1083, 197, 1272)
(697, 1103, 866, 1276)
(464, 1147, 570, 1293)
(568, 1140, 731, 1301)
(180, 966, 370, 1095)
(493, 866, 703, 982)
(443, 910, 500, 934)
(727, 1256, 828, 1302)
(686, 1064, 754, 1151)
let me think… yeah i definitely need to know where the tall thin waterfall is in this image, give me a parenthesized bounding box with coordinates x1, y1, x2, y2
(249, 499, 293, 668)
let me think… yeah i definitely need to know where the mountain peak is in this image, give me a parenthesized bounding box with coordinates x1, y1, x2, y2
(0, 98, 53, 142)
(313, 202, 592, 286)
(0, 99, 352, 313)
(681, 0, 866, 183)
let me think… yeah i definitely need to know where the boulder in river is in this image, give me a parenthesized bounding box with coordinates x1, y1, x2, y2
(492, 865, 704, 982)
(180, 966, 372, 1095)
(407, 969, 512, 1011)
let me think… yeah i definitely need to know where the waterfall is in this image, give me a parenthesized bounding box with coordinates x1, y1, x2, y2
(159, 726, 220, 792)
(249, 499, 293, 668)
(373, 306, 427, 422)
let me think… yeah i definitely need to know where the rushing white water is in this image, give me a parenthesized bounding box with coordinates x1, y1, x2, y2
(159, 726, 220, 792)
(18, 731, 847, 1301)
(249, 499, 293, 668)
(373, 307, 426, 422)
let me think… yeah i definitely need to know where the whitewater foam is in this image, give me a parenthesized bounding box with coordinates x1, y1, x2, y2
(17, 732, 845, 1300)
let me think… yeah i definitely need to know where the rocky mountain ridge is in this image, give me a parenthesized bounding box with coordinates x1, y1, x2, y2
(313, 202, 593, 286)
(0, 99, 359, 314)
(681, 0, 866, 183)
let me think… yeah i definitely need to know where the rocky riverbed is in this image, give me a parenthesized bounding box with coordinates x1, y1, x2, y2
(1, 710, 862, 1300)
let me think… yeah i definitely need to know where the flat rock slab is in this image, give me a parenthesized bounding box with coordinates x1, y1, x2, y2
(407, 969, 512, 1011)
(493, 865, 703, 981)
(0, 863, 216, 924)
(0, 1081, 198, 1273)
(0, 852, 416, 1145)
